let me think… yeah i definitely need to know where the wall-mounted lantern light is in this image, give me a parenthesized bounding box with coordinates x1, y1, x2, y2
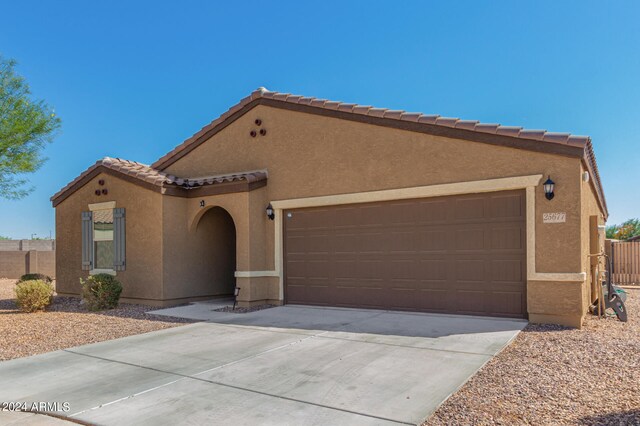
(543, 176, 555, 200)
(266, 203, 275, 220)
(200, 200, 205, 208)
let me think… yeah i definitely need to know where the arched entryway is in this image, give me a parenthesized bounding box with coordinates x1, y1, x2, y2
(193, 206, 237, 297)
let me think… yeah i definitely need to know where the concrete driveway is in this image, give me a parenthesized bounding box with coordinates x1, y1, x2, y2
(0, 306, 525, 425)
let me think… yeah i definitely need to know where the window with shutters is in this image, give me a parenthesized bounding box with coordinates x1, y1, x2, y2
(93, 209, 114, 270)
(83, 205, 125, 274)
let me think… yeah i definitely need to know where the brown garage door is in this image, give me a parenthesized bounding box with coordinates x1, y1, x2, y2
(284, 190, 526, 318)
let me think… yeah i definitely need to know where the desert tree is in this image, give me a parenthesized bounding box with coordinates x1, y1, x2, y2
(0, 55, 61, 199)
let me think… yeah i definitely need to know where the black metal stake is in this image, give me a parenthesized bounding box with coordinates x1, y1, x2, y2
(233, 287, 241, 310)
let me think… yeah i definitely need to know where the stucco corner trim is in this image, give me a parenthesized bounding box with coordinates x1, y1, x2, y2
(235, 270, 279, 278)
(528, 272, 586, 282)
(271, 175, 544, 210)
(89, 201, 116, 211)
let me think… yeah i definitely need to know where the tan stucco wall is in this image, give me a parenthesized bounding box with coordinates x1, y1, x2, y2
(162, 192, 246, 301)
(527, 280, 585, 328)
(55, 172, 163, 301)
(160, 186, 277, 304)
(55, 104, 606, 324)
(165, 105, 585, 277)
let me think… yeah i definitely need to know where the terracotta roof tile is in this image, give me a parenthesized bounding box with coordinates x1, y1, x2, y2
(495, 126, 522, 137)
(51, 158, 267, 203)
(309, 99, 327, 108)
(417, 115, 440, 124)
(519, 130, 546, 140)
(352, 106, 372, 115)
(435, 117, 459, 128)
(475, 124, 500, 134)
(297, 97, 315, 105)
(383, 110, 404, 120)
(567, 135, 589, 147)
(367, 108, 387, 118)
(323, 101, 342, 110)
(400, 113, 422, 122)
(541, 132, 571, 144)
(148, 87, 607, 216)
(337, 103, 357, 112)
(454, 120, 479, 130)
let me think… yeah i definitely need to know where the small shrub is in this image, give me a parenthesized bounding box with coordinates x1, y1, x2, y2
(80, 274, 123, 311)
(18, 273, 53, 284)
(15, 280, 54, 312)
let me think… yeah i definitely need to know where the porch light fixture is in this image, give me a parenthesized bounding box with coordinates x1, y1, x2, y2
(266, 203, 275, 220)
(543, 176, 555, 200)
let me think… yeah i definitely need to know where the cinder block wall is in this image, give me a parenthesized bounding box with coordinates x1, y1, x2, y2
(0, 240, 56, 279)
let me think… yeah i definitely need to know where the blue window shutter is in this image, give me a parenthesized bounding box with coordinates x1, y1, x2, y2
(81, 211, 93, 271)
(113, 208, 126, 271)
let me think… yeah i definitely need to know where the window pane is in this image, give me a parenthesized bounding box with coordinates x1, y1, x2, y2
(94, 240, 114, 269)
(93, 209, 114, 269)
(93, 209, 114, 241)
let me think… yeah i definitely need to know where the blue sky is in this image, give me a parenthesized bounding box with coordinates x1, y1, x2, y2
(1, 0, 638, 238)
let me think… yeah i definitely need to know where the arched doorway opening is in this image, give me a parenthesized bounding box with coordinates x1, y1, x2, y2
(193, 206, 237, 297)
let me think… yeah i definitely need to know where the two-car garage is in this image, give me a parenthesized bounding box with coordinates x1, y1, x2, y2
(284, 190, 527, 318)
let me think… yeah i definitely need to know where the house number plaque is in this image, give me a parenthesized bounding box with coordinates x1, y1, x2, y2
(543, 212, 566, 223)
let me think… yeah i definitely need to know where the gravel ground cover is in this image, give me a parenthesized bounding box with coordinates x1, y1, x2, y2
(214, 304, 276, 313)
(426, 288, 640, 426)
(0, 278, 194, 361)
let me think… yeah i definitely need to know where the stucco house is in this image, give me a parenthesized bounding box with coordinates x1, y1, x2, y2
(51, 88, 607, 328)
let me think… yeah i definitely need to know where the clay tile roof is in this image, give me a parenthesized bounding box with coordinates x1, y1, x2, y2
(337, 103, 357, 112)
(323, 101, 342, 110)
(518, 130, 546, 140)
(400, 112, 422, 122)
(495, 126, 523, 137)
(474, 123, 500, 133)
(50, 157, 267, 205)
(352, 105, 372, 115)
(149, 87, 607, 217)
(367, 108, 388, 118)
(309, 99, 327, 108)
(435, 117, 459, 128)
(383, 110, 404, 119)
(454, 120, 479, 130)
(417, 115, 440, 124)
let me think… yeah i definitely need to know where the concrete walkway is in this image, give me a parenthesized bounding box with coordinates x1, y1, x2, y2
(0, 306, 526, 425)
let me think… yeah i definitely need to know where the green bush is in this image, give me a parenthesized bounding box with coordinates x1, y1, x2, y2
(80, 274, 123, 311)
(15, 280, 54, 312)
(18, 273, 53, 284)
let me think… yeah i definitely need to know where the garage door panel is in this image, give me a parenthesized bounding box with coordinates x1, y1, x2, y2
(284, 190, 526, 318)
(489, 291, 524, 315)
(417, 288, 455, 312)
(490, 226, 523, 250)
(418, 259, 448, 281)
(417, 199, 449, 221)
(418, 229, 449, 252)
(455, 228, 486, 251)
(454, 197, 486, 221)
(385, 231, 416, 253)
(488, 193, 524, 219)
(491, 259, 524, 282)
